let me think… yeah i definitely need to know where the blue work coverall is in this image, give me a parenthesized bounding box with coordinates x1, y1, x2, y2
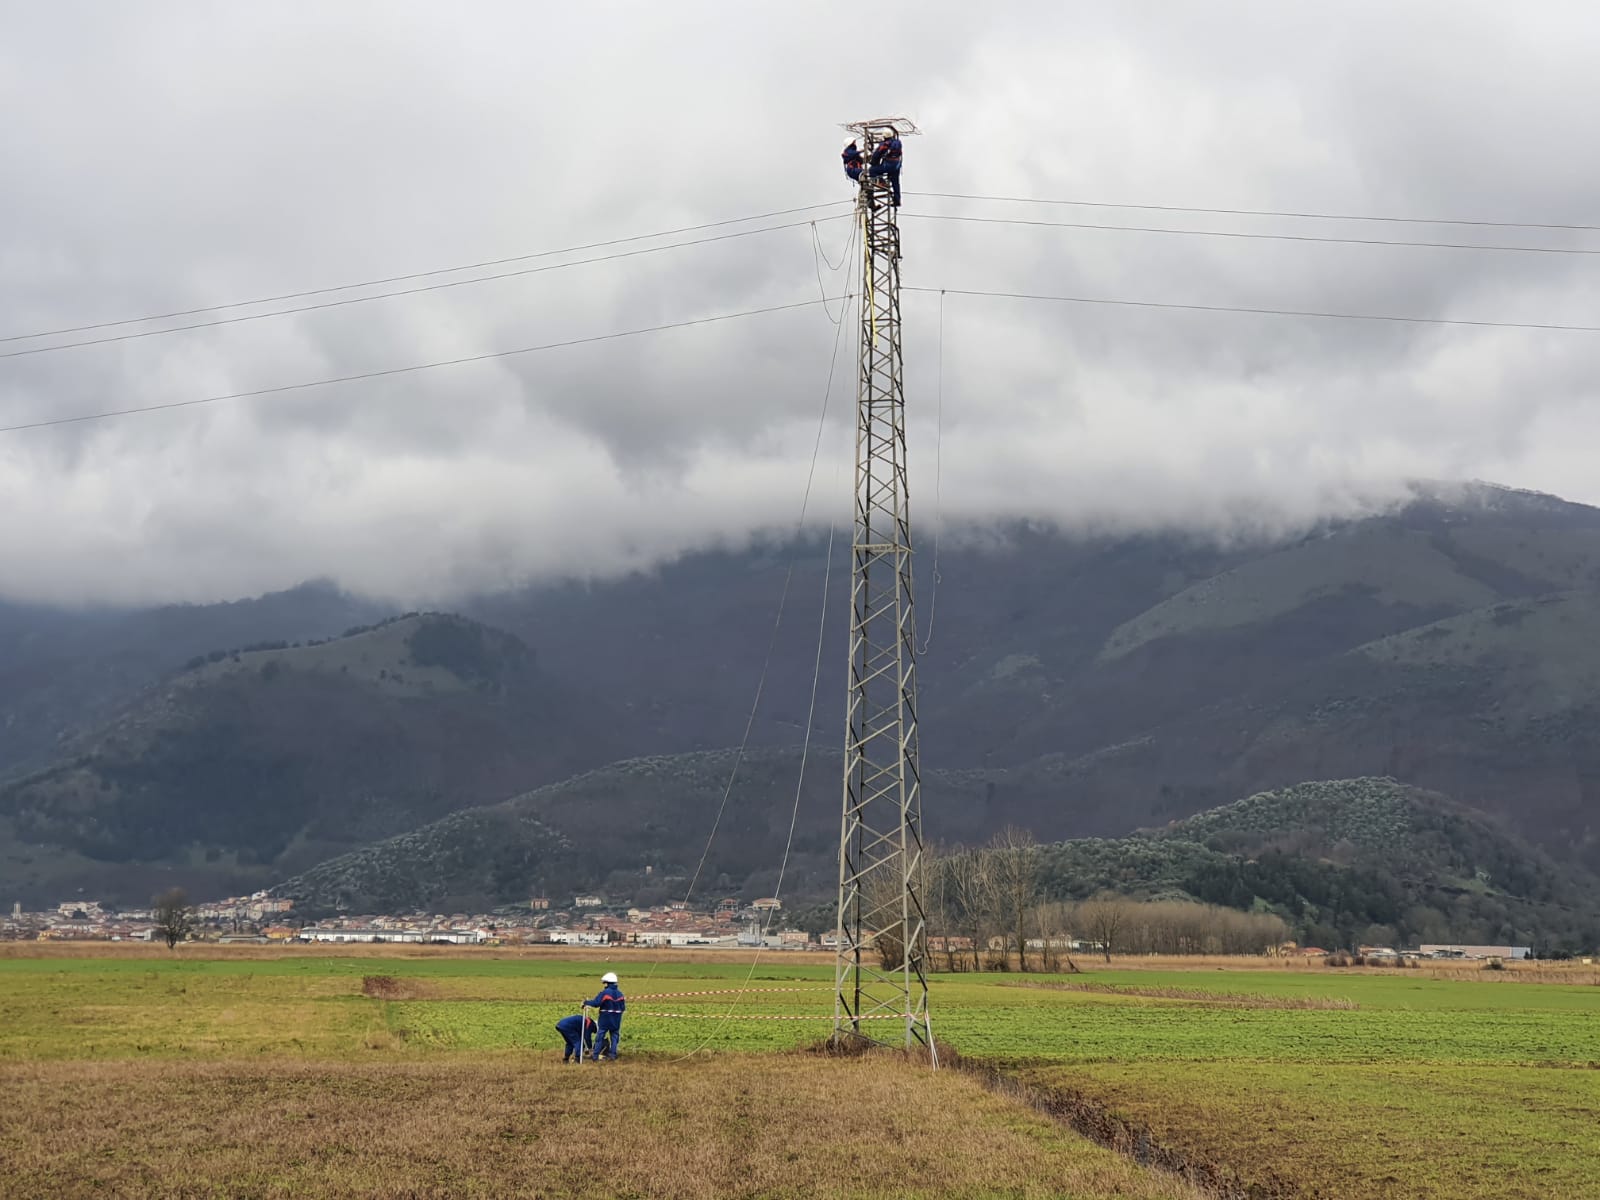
(842, 141, 864, 182)
(869, 137, 903, 206)
(555, 1012, 596, 1061)
(584, 983, 626, 1059)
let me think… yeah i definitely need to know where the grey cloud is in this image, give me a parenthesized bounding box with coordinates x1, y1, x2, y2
(6, 1, 1600, 605)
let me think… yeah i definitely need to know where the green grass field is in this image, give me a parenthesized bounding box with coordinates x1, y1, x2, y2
(2, 947, 1597, 1198)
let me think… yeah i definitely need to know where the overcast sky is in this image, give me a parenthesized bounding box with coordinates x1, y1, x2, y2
(6, 1, 1600, 605)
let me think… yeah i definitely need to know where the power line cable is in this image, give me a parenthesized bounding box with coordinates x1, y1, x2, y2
(662, 290, 852, 909)
(16, 284, 1599, 438)
(9, 189, 1587, 357)
(811, 220, 858, 325)
(11, 188, 1586, 352)
(669, 511, 841, 1062)
(22, 197, 1580, 366)
(0, 295, 844, 435)
(1, 216, 853, 362)
(0, 200, 851, 346)
(635, 291, 854, 991)
(905, 285, 1600, 335)
(915, 191, 1600, 235)
(667, 298, 855, 1055)
(906, 212, 1600, 257)
(811, 219, 853, 274)
(917, 289, 946, 656)
(18, 282, 1600, 437)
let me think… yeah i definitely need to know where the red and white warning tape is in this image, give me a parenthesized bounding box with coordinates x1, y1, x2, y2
(626, 986, 833, 1001)
(636, 1009, 907, 1021)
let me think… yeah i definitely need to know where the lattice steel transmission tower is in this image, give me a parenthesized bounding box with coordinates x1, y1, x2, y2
(833, 116, 934, 1057)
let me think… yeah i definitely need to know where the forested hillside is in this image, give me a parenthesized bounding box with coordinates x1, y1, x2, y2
(467, 483, 1600, 872)
(7, 481, 1600, 906)
(1035, 779, 1599, 951)
(0, 581, 382, 780)
(279, 771, 1600, 950)
(0, 614, 620, 904)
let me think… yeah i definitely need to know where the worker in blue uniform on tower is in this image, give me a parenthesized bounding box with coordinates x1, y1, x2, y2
(842, 140, 864, 183)
(868, 132, 903, 206)
(583, 971, 626, 1061)
(554, 1010, 596, 1062)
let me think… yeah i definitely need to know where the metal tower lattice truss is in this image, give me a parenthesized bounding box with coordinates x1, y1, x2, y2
(833, 117, 933, 1056)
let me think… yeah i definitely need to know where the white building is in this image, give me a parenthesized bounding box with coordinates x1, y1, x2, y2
(545, 928, 611, 946)
(300, 926, 484, 945)
(636, 931, 724, 947)
(1418, 944, 1532, 960)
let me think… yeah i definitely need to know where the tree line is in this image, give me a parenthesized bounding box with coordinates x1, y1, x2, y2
(919, 828, 1288, 970)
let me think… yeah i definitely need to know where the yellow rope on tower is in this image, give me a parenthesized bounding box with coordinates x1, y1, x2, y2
(863, 200, 876, 349)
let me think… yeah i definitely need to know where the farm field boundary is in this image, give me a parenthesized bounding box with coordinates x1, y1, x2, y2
(1018, 1059, 1600, 1200)
(957, 1058, 1297, 1200)
(997, 979, 1361, 1010)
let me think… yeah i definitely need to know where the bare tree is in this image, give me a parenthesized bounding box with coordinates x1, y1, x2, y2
(1035, 900, 1080, 973)
(152, 888, 194, 949)
(989, 827, 1039, 972)
(1111, 900, 1288, 956)
(943, 847, 994, 972)
(922, 844, 961, 971)
(860, 865, 906, 970)
(1078, 893, 1125, 963)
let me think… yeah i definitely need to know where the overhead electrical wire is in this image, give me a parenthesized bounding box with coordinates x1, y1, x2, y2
(16, 281, 1600, 437)
(905, 285, 1600, 335)
(639, 287, 857, 996)
(11, 193, 1594, 366)
(905, 212, 1600, 257)
(916, 289, 945, 657)
(663, 263, 854, 914)
(914, 191, 1600, 234)
(0, 200, 852, 346)
(0, 295, 845, 435)
(811, 220, 854, 324)
(11, 188, 1597, 365)
(669, 496, 843, 1062)
(0, 214, 854, 362)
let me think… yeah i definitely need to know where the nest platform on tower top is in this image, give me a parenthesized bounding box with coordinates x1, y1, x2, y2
(842, 116, 921, 151)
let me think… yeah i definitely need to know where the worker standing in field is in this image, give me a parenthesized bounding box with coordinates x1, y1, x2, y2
(842, 140, 864, 183)
(555, 1010, 596, 1062)
(868, 132, 903, 206)
(583, 971, 626, 1061)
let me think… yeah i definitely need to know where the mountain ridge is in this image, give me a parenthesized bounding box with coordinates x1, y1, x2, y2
(1039, 777, 1600, 950)
(276, 770, 1600, 951)
(0, 613, 622, 904)
(7, 482, 1600, 905)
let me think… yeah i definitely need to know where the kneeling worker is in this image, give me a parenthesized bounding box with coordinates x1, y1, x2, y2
(584, 971, 626, 1061)
(555, 1010, 596, 1062)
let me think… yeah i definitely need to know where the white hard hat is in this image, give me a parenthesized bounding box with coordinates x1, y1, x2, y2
(601, 971, 618, 984)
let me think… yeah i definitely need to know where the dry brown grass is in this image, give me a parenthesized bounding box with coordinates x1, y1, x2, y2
(359, 975, 438, 1000)
(1071, 954, 1300, 973)
(1085, 954, 1600, 984)
(0, 1055, 1206, 1200)
(1419, 964, 1600, 985)
(999, 979, 1360, 1010)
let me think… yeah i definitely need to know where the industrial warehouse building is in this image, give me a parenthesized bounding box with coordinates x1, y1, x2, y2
(1418, 944, 1532, 960)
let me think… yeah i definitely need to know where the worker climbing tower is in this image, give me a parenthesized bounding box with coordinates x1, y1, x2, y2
(833, 117, 934, 1056)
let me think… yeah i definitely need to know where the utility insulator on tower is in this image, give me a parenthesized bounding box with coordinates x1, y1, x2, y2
(832, 116, 934, 1059)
